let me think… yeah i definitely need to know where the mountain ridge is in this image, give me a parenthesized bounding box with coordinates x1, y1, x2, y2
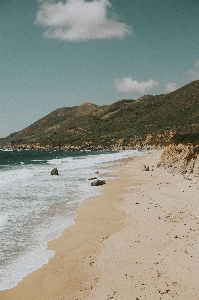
(1, 80, 199, 150)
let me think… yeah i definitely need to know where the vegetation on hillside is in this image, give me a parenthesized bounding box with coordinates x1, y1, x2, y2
(1, 80, 199, 149)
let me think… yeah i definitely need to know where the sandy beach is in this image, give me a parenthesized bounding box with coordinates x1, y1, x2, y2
(1, 150, 199, 300)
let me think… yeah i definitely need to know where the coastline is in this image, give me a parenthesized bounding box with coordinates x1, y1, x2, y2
(1, 150, 199, 299)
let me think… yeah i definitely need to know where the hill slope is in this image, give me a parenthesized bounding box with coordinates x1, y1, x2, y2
(1, 80, 199, 149)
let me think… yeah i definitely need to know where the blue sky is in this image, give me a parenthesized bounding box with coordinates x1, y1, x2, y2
(1, 0, 199, 138)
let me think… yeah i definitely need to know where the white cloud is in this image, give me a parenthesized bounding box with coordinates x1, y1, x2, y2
(187, 69, 199, 80)
(114, 78, 159, 94)
(165, 82, 178, 93)
(187, 60, 199, 80)
(35, 0, 132, 41)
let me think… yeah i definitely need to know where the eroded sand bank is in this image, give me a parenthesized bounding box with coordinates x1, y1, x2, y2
(1, 150, 199, 300)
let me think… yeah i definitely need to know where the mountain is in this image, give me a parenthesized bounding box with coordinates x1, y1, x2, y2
(1, 80, 199, 150)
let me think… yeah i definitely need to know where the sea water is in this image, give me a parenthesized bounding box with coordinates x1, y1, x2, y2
(0, 149, 141, 290)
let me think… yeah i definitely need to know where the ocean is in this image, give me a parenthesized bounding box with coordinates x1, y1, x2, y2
(0, 149, 142, 290)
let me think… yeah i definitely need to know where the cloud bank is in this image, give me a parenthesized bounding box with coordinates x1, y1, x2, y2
(165, 82, 178, 93)
(35, 0, 132, 41)
(114, 78, 159, 94)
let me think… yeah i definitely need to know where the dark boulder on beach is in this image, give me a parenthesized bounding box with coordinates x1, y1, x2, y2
(51, 168, 58, 175)
(88, 177, 97, 180)
(143, 165, 150, 171)
(91, 180, 106, 186)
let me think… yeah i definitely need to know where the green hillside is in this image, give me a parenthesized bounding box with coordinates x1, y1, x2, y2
(1, 80, 199, 149)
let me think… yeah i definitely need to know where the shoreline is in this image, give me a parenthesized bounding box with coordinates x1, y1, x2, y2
(1, 150, 199, 299)
(0, 152, 138, 297)
(0, 149, 140, 292)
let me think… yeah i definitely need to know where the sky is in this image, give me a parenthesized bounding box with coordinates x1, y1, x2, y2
(1, 0, 199, 138)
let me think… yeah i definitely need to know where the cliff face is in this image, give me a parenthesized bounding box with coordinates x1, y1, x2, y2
(158, 144, 199, 175)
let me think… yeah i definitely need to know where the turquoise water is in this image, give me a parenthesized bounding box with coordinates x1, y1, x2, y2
(0, 149, 141, 290)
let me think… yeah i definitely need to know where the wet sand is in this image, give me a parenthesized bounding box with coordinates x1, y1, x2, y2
(1, 150, 199, 300)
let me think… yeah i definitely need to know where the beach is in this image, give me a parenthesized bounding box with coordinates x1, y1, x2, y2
(1, 150, 199, 300)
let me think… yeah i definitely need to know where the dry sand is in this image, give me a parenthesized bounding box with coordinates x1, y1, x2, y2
(1, 150, 199, 300)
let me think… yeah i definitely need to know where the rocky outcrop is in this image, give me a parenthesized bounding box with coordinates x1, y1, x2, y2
(158, 143, 199, 174)
(91, 180, 106, 186)
(51, 168, 59, 175)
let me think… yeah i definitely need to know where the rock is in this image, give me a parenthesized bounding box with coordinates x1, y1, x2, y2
(51, 168, 58, 175)
(158, 143, 199, 174)
(88, 177, 97, 180)
(91, 180, 106, 186)
(143, 165, 150, 171)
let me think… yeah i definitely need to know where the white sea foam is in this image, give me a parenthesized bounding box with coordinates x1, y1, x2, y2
(0, 150, 142, 290)
(0, 213, 9, 229)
